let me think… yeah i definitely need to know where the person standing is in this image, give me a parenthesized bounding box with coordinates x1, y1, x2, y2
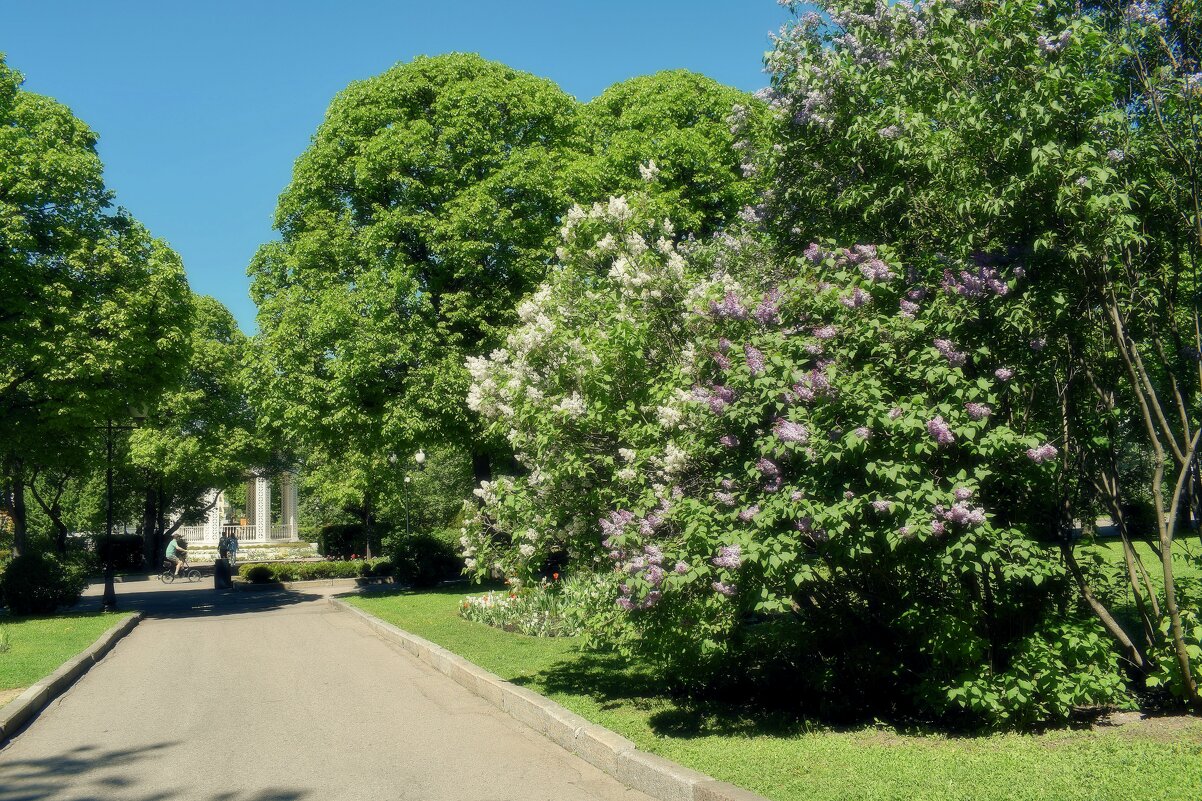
(227, 532, 239, 567)
(218, 531, 230, 561)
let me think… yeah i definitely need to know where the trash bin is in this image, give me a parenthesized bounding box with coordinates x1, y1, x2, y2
(214, 557, 233, 590)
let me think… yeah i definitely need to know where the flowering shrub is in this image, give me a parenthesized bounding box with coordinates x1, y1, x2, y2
(462, 185, 1128, 724)
(459, 573, 619, 638)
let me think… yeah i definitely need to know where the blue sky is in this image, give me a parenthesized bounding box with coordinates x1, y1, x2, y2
(3, 1, 790, 332)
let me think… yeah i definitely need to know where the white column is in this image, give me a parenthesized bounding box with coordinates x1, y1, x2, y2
(245, 477, 257, 529)
(203, 489, 223, 542)
(255, 475, 271, 540)
(280, 472, 298, 539)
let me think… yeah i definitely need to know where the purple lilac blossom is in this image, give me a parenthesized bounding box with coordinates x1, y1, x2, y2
(860, 258, 895, 282)
(854, 426, 871, 440)
(773, 418, 810, 443)
(1030, 337, 1047, 351)
(756, 458, 781, 477)
(899, 299, 919, 317)
(738, 506, 761, 522)
(965, 402, 992, 421)
(888, 406, 904, 420)
(644, 544, 664, 563)
(872, 499, 893, 513)
(712, 544, 743, 569)
(719, 434, 740, 448)
(954, 487, 974, 501)
(711, 292, 748, 320)
(927, 416, 955, 446)
(934, 339, 968, 367)
(744, 344, 766, 375)
(712, 351, 732, 371)
(712, 581, 738, 597)
(718, 338, 733, 354)
(754, 289, 782, 326)
(714, 491, 738, 507)
(645, 565, 665, 586)
(674, 561, 689, 575)
(764, 476, 784, 493)
(813, 325, 838, 339)
(803, 243, 824, 263)
(791, 490, 805, 502)
(1026, 443, 1059, 463)
(995, 367, 1014, 381)
(931, 520, 946, 536)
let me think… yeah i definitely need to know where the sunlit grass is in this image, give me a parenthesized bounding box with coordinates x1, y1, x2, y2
(350, 588, 1202, 801)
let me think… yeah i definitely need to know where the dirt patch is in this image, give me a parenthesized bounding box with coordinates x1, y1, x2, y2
(1093, 711, 1202, 743)
(0, 687, 25, 708)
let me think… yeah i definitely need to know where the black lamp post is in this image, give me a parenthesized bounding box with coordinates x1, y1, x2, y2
(390, 450, 425, 540)
(102, 404, 147, 611)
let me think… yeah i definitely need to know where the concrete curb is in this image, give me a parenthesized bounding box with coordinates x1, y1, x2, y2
(0, 612, 142, 743)
(328, 598, 770, 801)
(236, 576, 395, 591)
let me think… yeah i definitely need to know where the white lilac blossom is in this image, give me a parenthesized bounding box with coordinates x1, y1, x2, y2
(927, 415, 955, 446)
(995, 367, 1014, 381)
(519, 544, 536, 558)
(618, 448, 636, 462)
(554, 393, 586, 417)
(1026, 443, 1059, 463)
(965, 402, 992, 421)
(790, 490, 805, 502)
(933, 338, 968, 367)
(1107, 149, 1125, 162)
(1124, 0, 1167, 29)
(872, 499, 893, 513)
(638, 160, 660, 181)
(744, 344, 766, 375)
(1187, 73, 1202, 95)
(712, 544, 743, 569)
(878, 125, 902, 139)
(1075, 176, 1087, 187)
(1036, 30, 1071, 54)
(888, 406, 904, 420)
(616, 467, 637, 483)
(844, 490, 856, 500)
(773, 418, 810, 443)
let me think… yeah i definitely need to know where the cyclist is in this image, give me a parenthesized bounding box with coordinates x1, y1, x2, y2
(165, 533, 189, 577)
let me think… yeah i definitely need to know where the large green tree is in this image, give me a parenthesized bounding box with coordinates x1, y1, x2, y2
(128, 294, 265, 565)
(250, 54, 761, 539)
(0, 56, 191, 556)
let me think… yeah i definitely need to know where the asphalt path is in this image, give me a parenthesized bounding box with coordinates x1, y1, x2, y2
(0, 580, 652, 801)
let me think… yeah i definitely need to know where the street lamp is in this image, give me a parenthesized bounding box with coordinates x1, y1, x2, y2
(391, 450, 425, 540)
(102, 403, 148, 611)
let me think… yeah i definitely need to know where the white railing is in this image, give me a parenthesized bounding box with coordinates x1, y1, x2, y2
(172, 523, 297, 545)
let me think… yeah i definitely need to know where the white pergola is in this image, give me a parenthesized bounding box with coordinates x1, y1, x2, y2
(175, 471, 299, 545)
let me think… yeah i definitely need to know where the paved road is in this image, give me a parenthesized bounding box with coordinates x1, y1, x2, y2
(0, 582, 652, 801)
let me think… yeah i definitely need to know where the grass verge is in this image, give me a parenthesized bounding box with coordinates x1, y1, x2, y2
(0, 612, 132, 696)
(349, 587, 1202, 801)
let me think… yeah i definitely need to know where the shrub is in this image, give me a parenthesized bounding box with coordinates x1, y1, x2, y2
(388, 530, 463, 588)
(242, 565, 275, 584)
(0, 551, 88, 614)
(317, 523, 390, 559)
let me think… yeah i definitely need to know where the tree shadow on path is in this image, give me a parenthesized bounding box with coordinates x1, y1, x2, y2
(0, 740, 310, 801)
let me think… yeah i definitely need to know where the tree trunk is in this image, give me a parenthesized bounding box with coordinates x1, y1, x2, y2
(471, 450, 492, 490)
(10, 468, 28, 558)
(141, 485, 158, 569)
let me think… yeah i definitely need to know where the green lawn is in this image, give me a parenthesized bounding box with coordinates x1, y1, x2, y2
(349, 588, 1202, 801)
(0, 612, 131, 694)
(1088, 537, 1201, 585)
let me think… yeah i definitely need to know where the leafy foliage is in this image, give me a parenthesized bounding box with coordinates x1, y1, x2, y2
(0, 552, 87, 615)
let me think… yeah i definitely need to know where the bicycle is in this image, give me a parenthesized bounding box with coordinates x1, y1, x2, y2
(159, 559, 201, 583)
